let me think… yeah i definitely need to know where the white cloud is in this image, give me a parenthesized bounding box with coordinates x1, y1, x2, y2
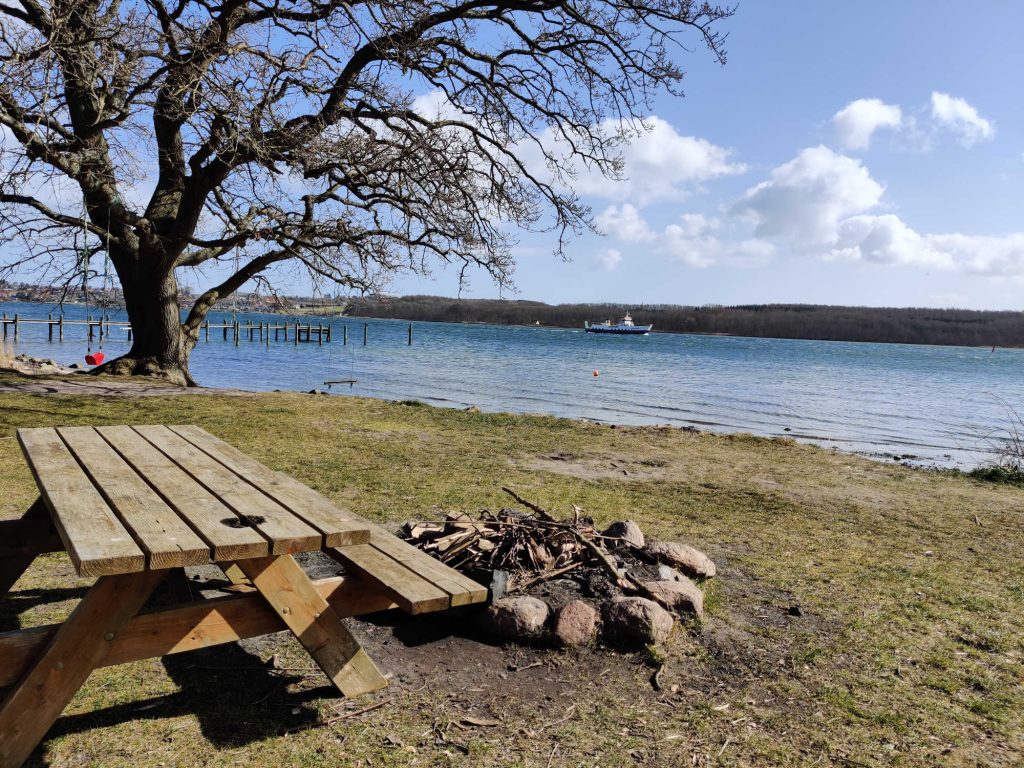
(830, 214, 951, 268)
(832, 98, 903, 150)
(569, 118, 746, 205)
(734, 146, 885, 245)
(596, 248, 622, 270)
(595, 203, 655, 242)
(930, 92, 994, 146)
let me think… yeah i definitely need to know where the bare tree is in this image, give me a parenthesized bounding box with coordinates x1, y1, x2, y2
(0, 0, 731, 384)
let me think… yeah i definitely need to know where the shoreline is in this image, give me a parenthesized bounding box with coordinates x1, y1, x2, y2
(3, 298, 1022, 350)
(0, 367, 989, 472)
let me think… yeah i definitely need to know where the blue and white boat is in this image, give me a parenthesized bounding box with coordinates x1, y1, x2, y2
(584, 313, 652, 335)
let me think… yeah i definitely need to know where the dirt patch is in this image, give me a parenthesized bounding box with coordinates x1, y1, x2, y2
(524, 452, 680, 482)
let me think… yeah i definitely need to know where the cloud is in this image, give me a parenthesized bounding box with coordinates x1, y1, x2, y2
(568, 117, 747, 205)
(733, 146, 884, 245)
(596, 248, 623, 270)
(830, 214, 951, 268)
(595, 203, 655, 242)
(832, 98, 903, 150)
(930, 92, 994, 146)
(595, 207, 771, 268)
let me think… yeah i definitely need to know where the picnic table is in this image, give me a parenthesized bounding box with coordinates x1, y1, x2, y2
(0, 424, 486, 767)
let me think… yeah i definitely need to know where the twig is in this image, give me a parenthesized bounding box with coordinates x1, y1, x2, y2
(651, 662, 666, 691)
(538, 704, 577, 731)
(501, 487, 557, 521)
(510, 562, 582, 592)
(284, 700, 390, 733)
(546, 743, 559, 768)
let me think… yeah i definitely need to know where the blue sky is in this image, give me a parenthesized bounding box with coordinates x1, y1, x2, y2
(385, 1, 1024, 310)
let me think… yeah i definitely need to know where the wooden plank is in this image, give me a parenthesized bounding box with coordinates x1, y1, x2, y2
(16, 428, 146, 577)
(326, 543, 451, 615)
(58, 427, 210, 570)
(0, 500, 60, 597)
(0, 569, 165, 768)
(133, 425, 321, 556)
(97, 426, 269, 562)
(168, 425, 370, 547)
(0, 575, 397, 688)
(238, 556, 388, 697)
(367, 530, 488, 607)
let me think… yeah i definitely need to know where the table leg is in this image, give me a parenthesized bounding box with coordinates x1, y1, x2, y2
(0, 498, 62, 599)
(0, 569, 166, 768)
(237, 555, 388, 697)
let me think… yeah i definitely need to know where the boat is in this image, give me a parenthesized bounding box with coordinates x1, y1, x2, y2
(584, 313, 653, 335)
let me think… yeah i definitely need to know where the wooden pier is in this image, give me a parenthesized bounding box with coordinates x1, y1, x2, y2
(0, 313, 409, 347)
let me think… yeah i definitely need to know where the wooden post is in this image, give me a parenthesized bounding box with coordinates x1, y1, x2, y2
(318, 322, 323, 346)
(248, 320, 253, 341)
(2, 313, 6, 341)
(58, 314, 64, 341)
(127, 326, 133, 342)
(408, 323, 413, 346)
(234, 320, 240, 346)
(259, 322, 264, 342)
(343, 325, 347, 345)
(13, 313, 18, 341)
(294, 321, 299, 345)
(48, 313, 53, 341)
(265, 322, 270, 347)
(204, 320, 209, 341)
(363, 322, 367, 345)
(327, 323, 333, 343)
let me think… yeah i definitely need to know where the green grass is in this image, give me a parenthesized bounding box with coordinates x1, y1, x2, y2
(0, 382, 1022, 767)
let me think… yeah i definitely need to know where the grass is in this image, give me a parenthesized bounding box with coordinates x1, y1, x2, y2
(0, 380, 1022, 766)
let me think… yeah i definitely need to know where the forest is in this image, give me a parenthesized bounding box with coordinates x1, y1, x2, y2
(344, 296, 1024, 347)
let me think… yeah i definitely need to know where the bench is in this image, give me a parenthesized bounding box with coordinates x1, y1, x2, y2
(0, 424, 486, 767)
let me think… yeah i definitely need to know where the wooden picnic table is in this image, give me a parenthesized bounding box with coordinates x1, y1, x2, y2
(0, 425, 486, 768)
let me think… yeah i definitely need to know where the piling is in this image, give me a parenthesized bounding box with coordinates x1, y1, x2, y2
(363, 322, 368, 346)
(58, 314, 63, 341)
(234, 320, 240, 346)
(343, 325, 347, 345)
(294, 321, 299, 345)
(205, 320, 210, 341)
(408, 323, 412, 346)
(13, 314, 18, 341)
(48, 314, 52, 341)
(2, 313, 6, 340)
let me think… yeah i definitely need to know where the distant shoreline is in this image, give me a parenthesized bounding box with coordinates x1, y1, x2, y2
(2, 297, 1022, 350)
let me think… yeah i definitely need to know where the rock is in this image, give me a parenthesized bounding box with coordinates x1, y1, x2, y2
(603, 597, 673, 648)
(639, 578, 704, 618)
(478, 596, 550, 640)
(656, 564, 688, 582)
(68, 363, 81, 369)
(603, 520, 645, 549)
(552, 600, 599, 647)
(645, 541, 716, 579)
(464, 405, 480, 413)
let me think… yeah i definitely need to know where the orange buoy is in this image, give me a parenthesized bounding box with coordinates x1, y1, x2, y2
(593, 370, 599, 377)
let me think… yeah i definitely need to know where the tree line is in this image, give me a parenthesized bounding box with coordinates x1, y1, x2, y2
(345, 296, 1024, 348)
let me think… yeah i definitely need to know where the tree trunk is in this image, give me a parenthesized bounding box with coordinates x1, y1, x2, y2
(92, 267, 197, 386)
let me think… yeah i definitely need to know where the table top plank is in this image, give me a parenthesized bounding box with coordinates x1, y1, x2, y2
(57, 427, 211, 570)
(133, 425, 322, 555)
(97, 426, 269, 562)
(16, 428, 146, 577)
(168, 425, 370, 547)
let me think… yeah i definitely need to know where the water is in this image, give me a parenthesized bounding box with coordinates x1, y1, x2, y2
(3, 301, 1021, 469)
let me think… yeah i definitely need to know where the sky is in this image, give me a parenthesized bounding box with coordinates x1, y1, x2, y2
(385, 1, 1024, 310)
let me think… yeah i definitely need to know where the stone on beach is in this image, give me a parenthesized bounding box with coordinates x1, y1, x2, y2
(552, 600, 599, 647)
(478, 596, 550, 640)
(603, 597, 674, 648)
(603, 520, 645, 549)
(639, 578, 704, 618)
(645, 541, 716, 579)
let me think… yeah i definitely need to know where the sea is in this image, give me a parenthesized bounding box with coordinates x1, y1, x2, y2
(2, 300, 1021, 469)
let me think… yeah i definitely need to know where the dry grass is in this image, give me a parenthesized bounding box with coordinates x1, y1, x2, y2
(0, 382, 1021, 767)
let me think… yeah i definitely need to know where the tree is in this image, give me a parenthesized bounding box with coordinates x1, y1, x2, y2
(0, 0, 731, 385)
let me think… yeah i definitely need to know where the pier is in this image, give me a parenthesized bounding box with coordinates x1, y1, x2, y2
(0, 313, 414, 348)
